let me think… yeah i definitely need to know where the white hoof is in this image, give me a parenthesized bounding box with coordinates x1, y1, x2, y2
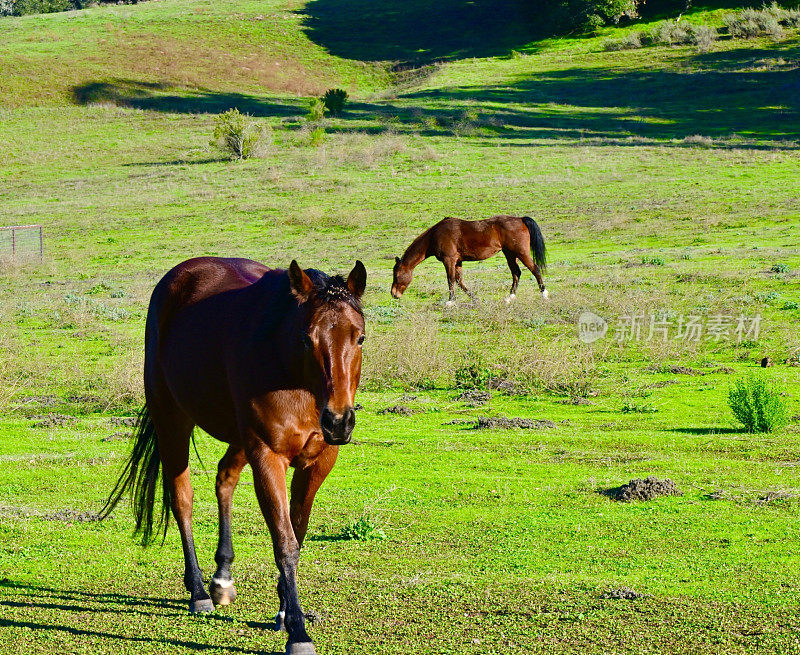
(541, 289, 549, 300)
(505, 294, 516, 304)
(444, 300, 456, 308)
(286, 642, 316, 655)
(275, 610, 286, 632)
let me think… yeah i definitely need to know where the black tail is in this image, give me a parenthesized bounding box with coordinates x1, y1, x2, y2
(99, 405, 171, 546)
(522, 217, 546, 271)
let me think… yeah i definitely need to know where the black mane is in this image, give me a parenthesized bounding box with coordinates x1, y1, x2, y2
(305, 269, 362, 313)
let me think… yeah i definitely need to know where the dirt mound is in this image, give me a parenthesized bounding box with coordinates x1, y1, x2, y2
(378, 405, 414, 416)
(605, 476, 682, 502)
(602, 586, 649, 600)
(562, 397, 595, 405)
(456, 390, 491, 405)
(102, 432, 130, 442)
(645, 380, 680, 389)
(489, 378, 527, 395)
(109, 416, 137, 427)
(475, 416, 556, 430)
(32, 413, 76, 429)
(44, 509, 102, 523)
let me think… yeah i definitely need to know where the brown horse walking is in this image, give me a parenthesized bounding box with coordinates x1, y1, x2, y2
(101, 257, 367, 655)
(391, 215, 547, 305)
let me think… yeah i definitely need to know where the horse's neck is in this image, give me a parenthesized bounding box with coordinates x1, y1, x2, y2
(402, 230, 431, 270)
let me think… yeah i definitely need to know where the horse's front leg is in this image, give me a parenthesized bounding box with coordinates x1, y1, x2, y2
(248, 442, 315, 655)
(455, 264, 476, 301)
(210, 445, 248, 607)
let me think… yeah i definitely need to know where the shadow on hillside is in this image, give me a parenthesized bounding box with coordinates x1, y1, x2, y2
(71, 40, 800, 149)
(355, 41, 800, 147)
(72, 80, 304, 117)
(298, 0, 539, 65)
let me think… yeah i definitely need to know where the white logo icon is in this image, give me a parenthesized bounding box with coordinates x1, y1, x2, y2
(578, 311, 608, 343)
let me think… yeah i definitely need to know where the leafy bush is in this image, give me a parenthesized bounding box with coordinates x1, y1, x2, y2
(770, 262, 790, 273)
(306, 98, 325, 123)
(728, 375, 789, 433)
(210, 108, 266, 160)
(321, 88, 348, 116)
(0, 0, 14, 15)
(341, 514, 387, 541)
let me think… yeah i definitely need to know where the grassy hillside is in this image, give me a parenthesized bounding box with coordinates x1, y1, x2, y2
(1, 1, 799, 653)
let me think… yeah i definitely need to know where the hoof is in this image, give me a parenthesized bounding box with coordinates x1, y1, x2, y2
(444, 300, 456, 308)
(189, 598, 215, 614)
(286, 642, 316, 655)
(541, 289, 549, 300)
(275, 610, 286, 632)
(210, 578, 237, 607)
(504, 293, 516, 304)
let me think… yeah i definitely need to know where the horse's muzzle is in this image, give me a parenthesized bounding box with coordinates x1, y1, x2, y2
(320, 406, 355, 445)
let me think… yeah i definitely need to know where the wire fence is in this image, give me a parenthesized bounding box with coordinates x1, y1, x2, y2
(0, 225, 43, 262)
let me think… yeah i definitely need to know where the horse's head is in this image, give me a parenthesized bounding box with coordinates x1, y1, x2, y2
(391, 256, 412, 299)
(289, 260, 367, 445)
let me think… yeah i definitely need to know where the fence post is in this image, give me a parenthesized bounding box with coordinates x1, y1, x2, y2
(11, 227, 16, 257)
(39, 226, 43, 260)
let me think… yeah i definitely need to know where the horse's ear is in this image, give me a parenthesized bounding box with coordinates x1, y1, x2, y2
(395, 256, 400, 266)
(288, 260, 314, 301)
(347, 260, 367, 299)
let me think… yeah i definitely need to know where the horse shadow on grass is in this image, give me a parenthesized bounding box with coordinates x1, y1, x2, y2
(0, 579, 282, 654)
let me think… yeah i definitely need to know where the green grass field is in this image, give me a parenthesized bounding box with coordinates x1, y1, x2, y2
(1, 0, 799, 653)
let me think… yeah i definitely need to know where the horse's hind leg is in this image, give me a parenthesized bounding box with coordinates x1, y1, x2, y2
(518, 251, 548, 298)
(210, 445, 248, 607)
(151, 403, 212, 613)
(503, 250, 522, 303)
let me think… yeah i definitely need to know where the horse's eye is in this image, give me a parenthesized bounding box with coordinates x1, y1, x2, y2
(357, 334, 365, 346)
(302, 334, 313, 350)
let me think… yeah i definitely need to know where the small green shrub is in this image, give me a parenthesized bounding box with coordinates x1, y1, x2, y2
(724, 6, 785, 39)
(782, 300, 799, 310)
(321, 88, 348, 116)
(728, 375, 789, 433)
(309, 127, 326, 147)
(604, 32, 642, 50)
(648, 20, 718, 47)
(211, 108, 266, 160)
(306, 98, 325, 123)
(642, 255, 665, 266)
(454, 351, 492, 389)
(341, 514, 387, 541)
(770, 262, 790, 274)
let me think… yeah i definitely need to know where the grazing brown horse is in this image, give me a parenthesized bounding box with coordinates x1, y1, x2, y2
(391, 215, 547, 305)
(101, 257, 367, 655)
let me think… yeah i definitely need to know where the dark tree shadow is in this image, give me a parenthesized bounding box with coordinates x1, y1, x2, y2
(298, 0, 539, 65)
